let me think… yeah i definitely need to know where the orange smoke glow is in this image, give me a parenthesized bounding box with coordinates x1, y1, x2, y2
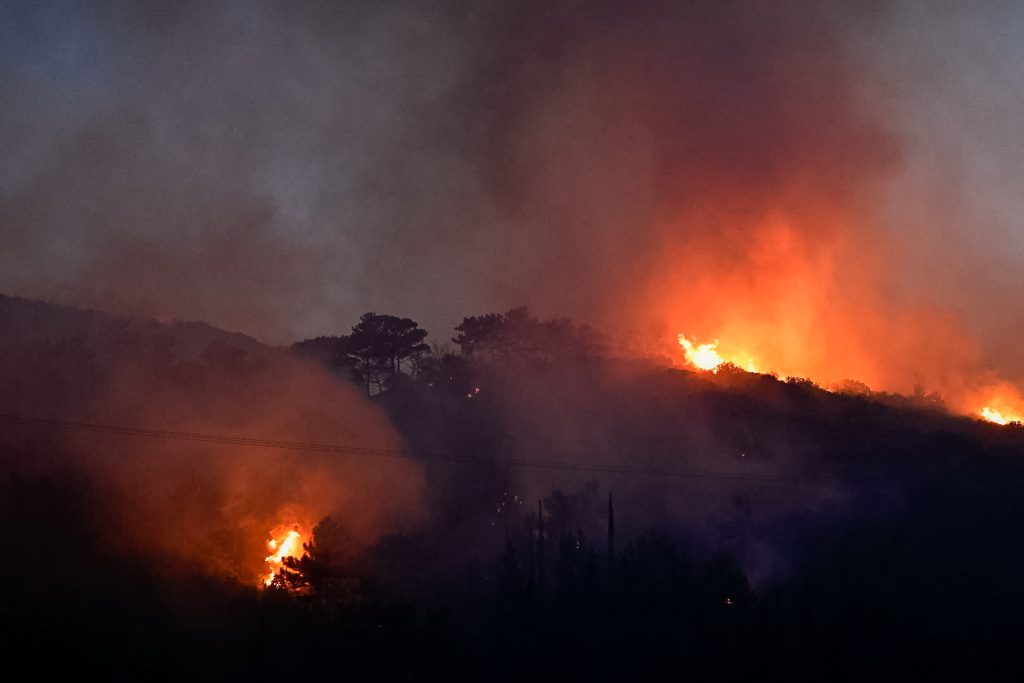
(264, 525, 306, 587)
(974, 384, 1024, 425)
(651, 218, 871, 387)
(639, 211, 1024, 427)
(676, 325, 1024, 426)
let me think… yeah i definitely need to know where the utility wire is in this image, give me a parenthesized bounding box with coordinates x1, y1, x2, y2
(0, 413, 800, 484)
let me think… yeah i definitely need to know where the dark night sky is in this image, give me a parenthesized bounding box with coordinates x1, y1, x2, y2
(2, 1, 1023, 395)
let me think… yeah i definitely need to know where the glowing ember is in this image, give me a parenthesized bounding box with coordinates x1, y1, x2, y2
(979, 406, 1023, 426)
(264, 526, 305, 587)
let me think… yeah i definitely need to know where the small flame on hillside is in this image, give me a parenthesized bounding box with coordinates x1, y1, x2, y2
(972, 384, 1024, 426)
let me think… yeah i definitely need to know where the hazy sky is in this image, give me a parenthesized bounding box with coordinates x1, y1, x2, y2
(2, 0, 1022, 388)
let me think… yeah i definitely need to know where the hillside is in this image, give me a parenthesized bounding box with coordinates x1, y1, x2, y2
(0, 293, 271, 360)
(4, 295, 1024, 679)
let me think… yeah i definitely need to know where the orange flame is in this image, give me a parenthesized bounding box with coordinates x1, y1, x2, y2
(678, 334, 758, 373)
(979, 406, 1023, 426)
(263, 525, 305, 587)
(679, 330, 1024, 427)
(969, 382, 1024, 426)
(678, 334, 725, 371)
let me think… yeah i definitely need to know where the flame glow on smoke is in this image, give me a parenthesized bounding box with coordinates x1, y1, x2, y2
(264, 525, 305, 587)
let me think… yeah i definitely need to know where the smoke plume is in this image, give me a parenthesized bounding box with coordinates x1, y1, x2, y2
(2, 1, 1023, 411)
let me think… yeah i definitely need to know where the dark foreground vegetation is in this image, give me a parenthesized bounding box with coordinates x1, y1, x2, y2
(4, 294, 1024, 680)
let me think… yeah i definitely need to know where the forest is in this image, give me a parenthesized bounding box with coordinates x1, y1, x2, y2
(3, 294, 1024, 680)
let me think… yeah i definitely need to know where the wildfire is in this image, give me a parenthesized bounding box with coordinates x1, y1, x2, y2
(678, 335, 725, 371)
(973, 383, 1024, 426)
(678, 331, 1024, 428)
(677, 334, 758, 373)
(264, 525, 305, 587)
(979, 406, 1023, 426)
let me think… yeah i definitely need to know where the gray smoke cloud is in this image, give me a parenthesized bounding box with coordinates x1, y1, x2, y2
(2, 0, 1022, 396)
(854, 1, 1024, 379)
(1, 0, 483, 340)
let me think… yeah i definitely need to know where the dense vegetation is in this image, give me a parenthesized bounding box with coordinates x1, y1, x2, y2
(3, 294, 1024, 680)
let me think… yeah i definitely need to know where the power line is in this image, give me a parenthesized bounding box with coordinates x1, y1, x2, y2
(0, 413, 800, 484)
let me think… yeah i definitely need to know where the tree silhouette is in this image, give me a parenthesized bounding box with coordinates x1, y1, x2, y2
(348, 313, 429, 394)
(415, 348, 472, 395)
(273, 516, 358, 604)
(452, 311, 506, 358)
(556, 529, 599, 605)
(453, 306, 607, 364)
(291, 335, 355, 377)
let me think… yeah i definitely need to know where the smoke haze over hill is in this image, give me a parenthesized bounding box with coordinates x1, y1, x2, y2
(4, 4, 1024, 677)
(2, 2, 1023, 396)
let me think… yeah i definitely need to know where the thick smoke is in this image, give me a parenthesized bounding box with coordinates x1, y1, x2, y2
(73, 355, 425, 583)
(2, 1, 1023, 409)
(0, 298, 425, 584)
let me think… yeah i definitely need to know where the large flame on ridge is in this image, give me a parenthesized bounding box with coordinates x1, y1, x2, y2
(654, 213, 1024, 428)
(678, 334, 758, 373)
(978, 407, 1021, 426)
(677, 329, 1022, 427)
(264, 524, 306, 587)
